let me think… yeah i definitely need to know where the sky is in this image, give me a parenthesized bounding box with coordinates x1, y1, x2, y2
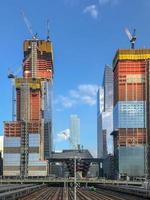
(0, 0, 150, 157)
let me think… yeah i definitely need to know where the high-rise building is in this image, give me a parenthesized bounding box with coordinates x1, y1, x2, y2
(0, 136, 3, 157)
(97, 66, 113, 158)
(103, 65, 114, 111)
(0, 136, 3, 176)
(97, 87, 104, 115)
(3, 37, 53, 177)
(97, 87, 105, 158)
(112, 48, 150, 179)
(70, 115, 80, 149)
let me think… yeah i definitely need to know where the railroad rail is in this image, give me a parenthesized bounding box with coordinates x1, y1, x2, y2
(72, 188, 147, 200)
(96, 184, 150, 199)
(19, 187, 63, 200)
(0, 184, 45, 200)
(0, 184, 34, 193)
(0, 184, 149, 199)
(19, 187, 149, 200)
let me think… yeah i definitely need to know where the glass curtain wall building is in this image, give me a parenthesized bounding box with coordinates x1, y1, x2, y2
(103, 65, 114, 111)
(112, 49, 150, 179)
(97, 65, 113, 158)
(69, 115, 80, 149)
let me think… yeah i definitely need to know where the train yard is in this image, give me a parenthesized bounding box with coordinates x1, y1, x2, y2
(0, 183, 149, 200)
(17, 186, 148, 200)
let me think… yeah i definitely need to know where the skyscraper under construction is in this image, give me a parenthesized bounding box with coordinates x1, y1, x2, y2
(112, 49, 150, 179)
(3, 37, 53, 177)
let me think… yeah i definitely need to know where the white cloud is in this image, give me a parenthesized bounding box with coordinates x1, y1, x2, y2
(78, 84, 98, 96)
(81, 95, 96, 106)
(56, 129, 70, 142)
(83, 4, 99, 19)
(69, 90, 80, 98)
(55, 84, 99, 109)
(57, 96, 76, 108)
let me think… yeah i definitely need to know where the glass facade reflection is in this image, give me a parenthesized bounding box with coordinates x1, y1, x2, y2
(29, 134, 40, 147)
(97, 66, 113, 158)
(29, 154, 40, 161)
(70, 115, 80, 149)
(4, 137, 20, 147)
(103, 65, 113, 111)
(119, 146, 145, 177)
(4, 154, 20, 166)
(114, 101, 146, 129)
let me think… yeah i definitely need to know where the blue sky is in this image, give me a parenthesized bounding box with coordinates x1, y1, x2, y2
(0, 0, 150, 156)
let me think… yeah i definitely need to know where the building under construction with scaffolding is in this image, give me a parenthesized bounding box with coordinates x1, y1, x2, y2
(3, 37, 53, 176)
(112, 49, 150, 179)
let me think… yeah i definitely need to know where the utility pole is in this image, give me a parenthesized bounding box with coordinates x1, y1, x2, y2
(62, 131, 78, 199)
(74, 156, 77, 200)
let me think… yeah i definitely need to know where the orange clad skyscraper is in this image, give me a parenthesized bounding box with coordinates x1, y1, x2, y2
(3, 37, 54, 177)
(112, 49, 150, 179)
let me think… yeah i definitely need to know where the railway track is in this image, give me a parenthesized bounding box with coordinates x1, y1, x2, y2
(76, 189, 117, 200)
(68, 188, 147, 200)
(19, 187, 63, 200)
(19, 186, 148, 200)
(94, 188, 145, 200)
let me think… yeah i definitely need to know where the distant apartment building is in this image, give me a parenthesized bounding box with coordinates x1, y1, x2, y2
(97, 65, 113, 158)
(0, 136, 3, 156)
(70, 115, 80, 149)
(112, 48, 150, 179)
(0, 136, 3, 175)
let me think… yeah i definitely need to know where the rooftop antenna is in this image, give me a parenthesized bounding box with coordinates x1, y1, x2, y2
(47, 19, 50, 41)
(21, 10, 36, 39)
(125, 27, 136, 49)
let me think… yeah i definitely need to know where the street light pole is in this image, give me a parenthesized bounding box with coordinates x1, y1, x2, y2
(62, 131, 78, 199)
(74, 156, 77, 200)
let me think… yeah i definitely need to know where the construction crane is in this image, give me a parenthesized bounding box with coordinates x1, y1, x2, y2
(21, 11, 45, 78)
(8, 66, 23, 121)
(47, 19, 50, 41)
(21, 10, 37, 39)
(125, 27, 136, 49)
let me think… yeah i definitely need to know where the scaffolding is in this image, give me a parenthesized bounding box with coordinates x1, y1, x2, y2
(31, 40, 37, 78)
(4, 39, 54, 177)
(40, 81, 45, 160)
(20, 82, 30, 177)
(12, 78, 16, 121)
(113, 49, 150, 179)
(45, 81, 53, 158)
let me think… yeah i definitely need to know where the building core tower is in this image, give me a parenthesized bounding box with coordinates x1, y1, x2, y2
(3, 38, 53, 177)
